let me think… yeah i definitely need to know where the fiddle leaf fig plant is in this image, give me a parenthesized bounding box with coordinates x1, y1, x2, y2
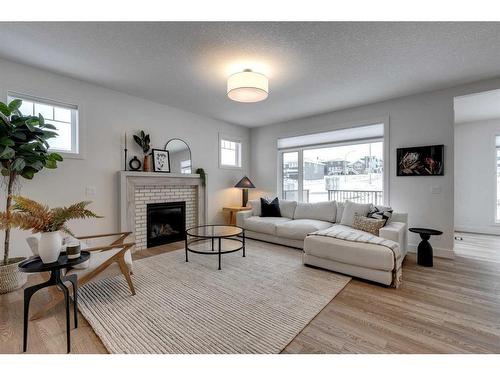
(0, 98, 63, 265)
(133, 130, 151, 155)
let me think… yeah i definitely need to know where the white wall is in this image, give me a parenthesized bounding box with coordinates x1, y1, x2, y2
(0, 58, 250, 259)
(454, 119, 500, 235)
(250, 78, 500, 258)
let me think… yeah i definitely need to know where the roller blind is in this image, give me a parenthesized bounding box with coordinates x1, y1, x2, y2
(277, 123, 384, 149)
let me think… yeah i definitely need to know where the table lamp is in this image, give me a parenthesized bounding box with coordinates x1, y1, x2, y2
(234, 176, 255, 207)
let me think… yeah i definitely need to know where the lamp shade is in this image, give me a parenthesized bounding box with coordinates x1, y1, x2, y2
(234, 176, 255, 189)
(227, 70, 269, 103)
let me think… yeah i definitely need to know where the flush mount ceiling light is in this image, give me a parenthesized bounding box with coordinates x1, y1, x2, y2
(227, 69, 269, 103)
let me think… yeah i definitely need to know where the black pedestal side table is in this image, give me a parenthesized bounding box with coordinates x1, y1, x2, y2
(18, 251, 90, 353)
(409, 228, 443, 267)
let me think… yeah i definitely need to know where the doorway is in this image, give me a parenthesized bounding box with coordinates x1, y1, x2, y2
(454, 88, 500, 261)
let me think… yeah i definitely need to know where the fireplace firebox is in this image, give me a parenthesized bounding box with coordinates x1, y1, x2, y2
(146, 202, 186, 248)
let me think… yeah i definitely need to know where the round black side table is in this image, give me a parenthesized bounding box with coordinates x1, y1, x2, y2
(409, 228, 443, 267)
(18, 251, 90, 353)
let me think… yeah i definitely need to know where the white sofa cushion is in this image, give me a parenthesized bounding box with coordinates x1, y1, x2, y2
(279, 200, 297, 219)
(335, 201, 345, 223)
(294, 201, 336, 222)
(248, 199, 262, 216)
(340, 201, 372, 227)
(242, 216, 291, 235)
(276, 219, 333, 240)
(304, 234, 398, 271)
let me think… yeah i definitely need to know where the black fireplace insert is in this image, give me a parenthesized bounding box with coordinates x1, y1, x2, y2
(147, 201, 186, 248)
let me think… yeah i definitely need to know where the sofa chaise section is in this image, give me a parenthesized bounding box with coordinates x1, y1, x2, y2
(236, 199, 408, 286)
(303, 217, 407, 286)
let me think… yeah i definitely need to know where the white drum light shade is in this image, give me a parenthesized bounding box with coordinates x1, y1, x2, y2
(227, 70, 269, 102)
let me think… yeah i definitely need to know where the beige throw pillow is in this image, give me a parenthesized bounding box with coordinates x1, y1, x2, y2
(352, 215, 386, 236)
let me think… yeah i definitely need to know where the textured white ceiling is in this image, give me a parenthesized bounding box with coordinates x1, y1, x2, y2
(454, 89, 500, 124)
(1, 22, 500, 127)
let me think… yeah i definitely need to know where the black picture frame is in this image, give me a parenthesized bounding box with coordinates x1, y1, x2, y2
(151, 149, 171, 173)
(396, 145, 444, 176)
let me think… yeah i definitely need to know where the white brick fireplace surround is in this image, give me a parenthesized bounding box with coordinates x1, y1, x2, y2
(119, 172, 207, 250)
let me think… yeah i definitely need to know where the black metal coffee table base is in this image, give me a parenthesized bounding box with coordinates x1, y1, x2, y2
(185, 225, 245, 270)
(23, 270, 78, 353)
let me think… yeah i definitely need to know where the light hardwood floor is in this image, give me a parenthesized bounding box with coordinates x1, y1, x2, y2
(1, 234, 499, 354)
(454, 231, 500, 263)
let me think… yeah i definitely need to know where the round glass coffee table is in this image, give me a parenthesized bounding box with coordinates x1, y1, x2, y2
(185, 225, 245, 270)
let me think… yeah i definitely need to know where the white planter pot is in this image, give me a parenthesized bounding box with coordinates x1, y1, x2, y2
(38, 231, 62, 263)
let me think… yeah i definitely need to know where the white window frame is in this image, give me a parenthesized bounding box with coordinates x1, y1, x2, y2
(7, 91, 83, 159)
(279, 148, 303, 201)
(277, 119, 390, 204)
(219, 133, 242, 169)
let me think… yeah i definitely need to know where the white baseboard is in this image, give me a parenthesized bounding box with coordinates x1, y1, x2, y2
(454, 225, 500, 236)
(407, 243, 455, 259)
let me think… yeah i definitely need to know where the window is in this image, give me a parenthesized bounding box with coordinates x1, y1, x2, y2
(282, 151, 299, 201)
(8, 92, 79, 155)
(219, 135, 242, 168)
(496, 136, 500, 222)
(279, 125, 384, 204)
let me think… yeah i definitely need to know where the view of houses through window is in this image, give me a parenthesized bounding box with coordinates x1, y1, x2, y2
(281, 140, 383, 204)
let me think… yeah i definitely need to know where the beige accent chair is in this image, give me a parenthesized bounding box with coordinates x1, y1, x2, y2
(26, 231, 135, 320)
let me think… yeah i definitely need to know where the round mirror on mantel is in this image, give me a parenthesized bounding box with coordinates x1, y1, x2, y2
(165, 138, 192, 174)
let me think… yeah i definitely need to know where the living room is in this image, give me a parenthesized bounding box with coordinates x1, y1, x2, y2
(1, 2, 499, 374)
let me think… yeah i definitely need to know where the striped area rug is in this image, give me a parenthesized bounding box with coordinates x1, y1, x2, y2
(78, 240, 350, 354)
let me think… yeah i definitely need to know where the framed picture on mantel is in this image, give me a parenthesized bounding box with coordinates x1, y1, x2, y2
(397, 145, 444, 176)
(152, 149, 171, 173)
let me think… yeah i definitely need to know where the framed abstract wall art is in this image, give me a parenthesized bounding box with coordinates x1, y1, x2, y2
(397, 145, 444, 176)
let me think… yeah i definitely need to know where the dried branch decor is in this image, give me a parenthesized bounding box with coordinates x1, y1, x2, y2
(0, 196, 102, 236)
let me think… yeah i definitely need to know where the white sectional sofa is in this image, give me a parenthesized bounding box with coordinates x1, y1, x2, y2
(236, 199, 408, 286)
